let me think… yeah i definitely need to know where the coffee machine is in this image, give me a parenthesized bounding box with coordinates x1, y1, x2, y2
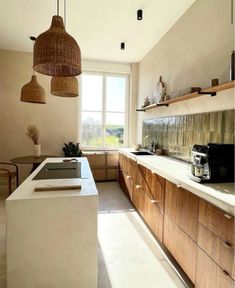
(190, 143, 234, 183)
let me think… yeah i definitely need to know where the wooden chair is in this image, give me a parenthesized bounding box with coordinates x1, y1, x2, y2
(0, 162, 19, 195)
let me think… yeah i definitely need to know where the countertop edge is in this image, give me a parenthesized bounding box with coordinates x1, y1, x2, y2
(119, 148, 235, 216)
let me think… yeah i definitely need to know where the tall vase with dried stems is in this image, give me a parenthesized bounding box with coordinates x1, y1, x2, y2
(26, 125, 41, 158)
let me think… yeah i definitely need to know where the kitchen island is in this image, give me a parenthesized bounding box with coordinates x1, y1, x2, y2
(6, 157, 98, 288)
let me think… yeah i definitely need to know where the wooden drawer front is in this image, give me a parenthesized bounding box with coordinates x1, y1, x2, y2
(86, 154, 105, 167)
(196, 247, 235, 288)
(144, 193, 163, 242)
(165, 180, 199, 241)
(199, 199, 234, 245)
(92, 169, 105, 181)
(163, 215, 197, 283)
(106, 153, 118, 166)
(132, 184, 145, 217)
(119, 153, 127, 174)
(138, 165, 165, 212)
(197, 223, 235, 280)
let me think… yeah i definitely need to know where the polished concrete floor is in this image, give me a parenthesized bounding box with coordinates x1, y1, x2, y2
(0, 182, 187, 288)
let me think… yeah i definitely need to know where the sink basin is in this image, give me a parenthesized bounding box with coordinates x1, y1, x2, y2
(131, 151, 154, 156)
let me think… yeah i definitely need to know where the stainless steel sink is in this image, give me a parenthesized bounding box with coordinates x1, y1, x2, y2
(131, 151, 154, 156)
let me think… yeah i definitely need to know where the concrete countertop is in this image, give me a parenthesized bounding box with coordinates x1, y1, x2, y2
(7, 157, 98, 201)
(119, 148, 235, 216)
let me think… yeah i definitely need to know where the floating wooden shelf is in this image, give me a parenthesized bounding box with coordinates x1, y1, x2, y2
(136, 80, 235, 112)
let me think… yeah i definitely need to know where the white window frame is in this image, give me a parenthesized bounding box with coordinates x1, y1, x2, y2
(78, 71, 129, 150)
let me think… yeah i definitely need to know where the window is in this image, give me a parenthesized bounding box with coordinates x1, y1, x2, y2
(80, 72, 129, 148)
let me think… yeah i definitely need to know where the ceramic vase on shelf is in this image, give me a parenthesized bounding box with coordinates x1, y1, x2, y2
(34, 144, 41, 158)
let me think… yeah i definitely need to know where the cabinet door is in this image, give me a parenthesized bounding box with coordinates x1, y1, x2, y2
(139, 165, 165, 211)
(196, 247, 235, 288)
(197, 223, 235, 280)
(163, 214, 197, 283)
(138, 165, 165, 242)
(165, 180, 199, 241)
(144, 193, 163, 242)
(132, 161, 145, 217)
(199, 199, 234, 245)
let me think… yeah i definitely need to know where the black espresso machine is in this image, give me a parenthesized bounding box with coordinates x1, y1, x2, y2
(189, 143, 235, 183)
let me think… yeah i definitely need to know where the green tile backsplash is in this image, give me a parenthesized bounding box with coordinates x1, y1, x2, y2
(142, 110, 235, 162)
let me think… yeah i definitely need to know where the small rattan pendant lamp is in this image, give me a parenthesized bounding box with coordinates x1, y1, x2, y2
(33, 0, 81, 77)
(51, 76, 78, 97)
(21, 74, 46, 104)
(51, 0, 79, 97)
(21, 37, 46, 104)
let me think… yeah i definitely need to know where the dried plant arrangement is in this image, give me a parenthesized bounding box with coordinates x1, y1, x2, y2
(26, 125, 40, 145)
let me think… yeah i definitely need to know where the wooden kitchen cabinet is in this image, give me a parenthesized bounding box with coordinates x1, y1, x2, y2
(118, 154, 164, 241)
(164, 214, 197, 283)
(141, 167, 165, 242)
(196, 247, 235, 288)
(197, 223, 235, 280)
(199, 199, 234, 245)
(131, 161, 145, 217)
(164, 180, 199, 241)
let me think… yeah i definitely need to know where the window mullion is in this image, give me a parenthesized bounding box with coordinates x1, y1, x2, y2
(102, 75, 106, 148)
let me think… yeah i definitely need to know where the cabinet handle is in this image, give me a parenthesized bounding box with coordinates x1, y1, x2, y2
(223, 241, 233, 248)
(126, 175, 131, 179)
(224, 213, 232, 219)
(177, 183, 181, 188)
(222, 270, 230, 277)
(136, 185, 142, 189)
(150, 200, 157, 203)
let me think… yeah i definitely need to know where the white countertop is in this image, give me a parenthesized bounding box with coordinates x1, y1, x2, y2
(119, 148, 235, 216)
(7, 157, 98, 201)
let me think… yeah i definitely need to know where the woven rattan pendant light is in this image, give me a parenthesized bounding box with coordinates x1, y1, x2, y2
(21, 37, 46, 104)
(51, 0, 79, 97)
(51, 76, 78, 97)
(21, 74, 46, 104)
(33, 0, 81, 77)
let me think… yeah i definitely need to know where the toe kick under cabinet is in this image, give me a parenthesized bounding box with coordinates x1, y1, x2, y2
(118, 152, 235, 288)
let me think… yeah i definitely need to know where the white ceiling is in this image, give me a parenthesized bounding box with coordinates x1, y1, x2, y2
(0, 0, 195, 63)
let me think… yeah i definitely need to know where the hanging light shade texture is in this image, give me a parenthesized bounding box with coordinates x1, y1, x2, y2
(51, 76, 78, 97)
(21, 75, 46, 104)
(33, 15, 81, 77)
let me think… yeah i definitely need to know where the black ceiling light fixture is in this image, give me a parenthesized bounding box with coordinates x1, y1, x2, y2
(137, 9, 143, 20)
(121, 42, 125, 50)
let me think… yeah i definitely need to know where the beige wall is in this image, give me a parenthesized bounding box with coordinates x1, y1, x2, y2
(0, 49, 78, 181)
(0, 50, 132, 182)
(136, 0, 234, 144)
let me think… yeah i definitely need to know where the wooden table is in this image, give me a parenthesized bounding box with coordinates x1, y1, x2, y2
(11, 155, 57, 173)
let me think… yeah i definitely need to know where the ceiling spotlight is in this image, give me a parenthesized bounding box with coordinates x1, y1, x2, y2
(30, 36, 37, 41)
(137, 9, 143, 20)
(121, 42, 125, 50)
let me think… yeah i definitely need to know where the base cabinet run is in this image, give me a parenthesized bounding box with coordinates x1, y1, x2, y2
(118, 152, 235, 288)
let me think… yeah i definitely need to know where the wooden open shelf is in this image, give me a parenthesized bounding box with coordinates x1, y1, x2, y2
(136, 80, 235, 112)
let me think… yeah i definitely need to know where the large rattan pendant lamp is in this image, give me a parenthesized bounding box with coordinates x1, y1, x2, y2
(33, 0, 81, 77)
(51, 0, 79, 97)
(21, 37, 46, 104)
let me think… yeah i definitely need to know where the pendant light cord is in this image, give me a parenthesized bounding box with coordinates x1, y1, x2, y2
(57, 0, 59, 16)
(64, 0, 66, 27)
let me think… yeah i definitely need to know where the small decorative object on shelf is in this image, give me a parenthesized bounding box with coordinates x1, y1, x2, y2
(26, 125, 41, 157)
(180, 87, 201, 96)
(142, 96, 151, 107)
(210, 78, 219, 87)
(157, 76, 166, 103)
(63, 142, 82, 157)
(164, 95, 171, 101)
